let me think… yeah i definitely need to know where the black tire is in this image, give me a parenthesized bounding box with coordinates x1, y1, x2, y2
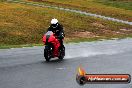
(58, 46, 65, 60)
(44, 48, 52, 62)
(79, 76, 86, 85)
(76, 75, 86, 85)
(44, 49, 50, 62)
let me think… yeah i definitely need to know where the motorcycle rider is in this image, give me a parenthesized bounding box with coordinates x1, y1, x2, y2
(47, 18, 65, 49)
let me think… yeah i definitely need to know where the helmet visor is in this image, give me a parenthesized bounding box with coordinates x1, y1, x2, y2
(51, 23, 58, 28)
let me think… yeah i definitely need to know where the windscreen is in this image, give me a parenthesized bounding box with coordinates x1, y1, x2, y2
(45, 31, 53, 35)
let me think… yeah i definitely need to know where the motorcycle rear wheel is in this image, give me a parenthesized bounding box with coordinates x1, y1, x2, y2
(58, 46, 65, 60)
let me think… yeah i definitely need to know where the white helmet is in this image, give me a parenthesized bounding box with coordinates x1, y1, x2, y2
(51, 18, 58, 28)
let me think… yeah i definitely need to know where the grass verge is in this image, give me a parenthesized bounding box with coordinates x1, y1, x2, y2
(0, 2, 132, 49)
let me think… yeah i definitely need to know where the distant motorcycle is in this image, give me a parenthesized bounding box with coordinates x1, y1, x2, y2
(43, 31, 65, 61)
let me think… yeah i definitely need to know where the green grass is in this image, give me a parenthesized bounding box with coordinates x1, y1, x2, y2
(95, 0, 132, 10)
(1, 35, 132, 49)
(0, 2, 132, 49)
(0, 43, 43, 49)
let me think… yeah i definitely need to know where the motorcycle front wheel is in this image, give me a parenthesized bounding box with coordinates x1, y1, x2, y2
(44, 45, 53, 62)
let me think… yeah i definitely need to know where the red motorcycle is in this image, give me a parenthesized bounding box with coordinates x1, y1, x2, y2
(43, 31, 65, 61)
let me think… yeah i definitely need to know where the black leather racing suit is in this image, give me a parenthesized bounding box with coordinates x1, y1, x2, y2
(47, 23, 65, 48)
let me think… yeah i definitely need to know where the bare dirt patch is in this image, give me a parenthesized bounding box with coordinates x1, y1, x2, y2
(9, 31, 24, 36)
(91, 22, 105, 28)
(120, 28, 132, 31)
(72, 31, 98, 38)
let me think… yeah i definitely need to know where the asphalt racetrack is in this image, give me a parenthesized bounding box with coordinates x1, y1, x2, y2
(0, 38, 132, 88)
